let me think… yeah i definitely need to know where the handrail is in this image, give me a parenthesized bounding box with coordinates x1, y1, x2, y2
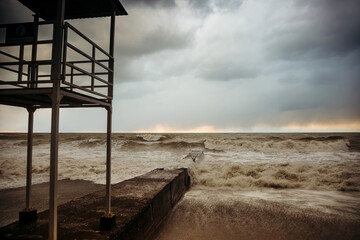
(66, 59, 109, 64)
(0, 80, 27, 88)
(64, 62, 112, 86)
(66, 43, 113, 73)
(65, 23, 113, 59)
(0, 50, 24, 61)
(62, 81, 111, 99)
(0, 21, 113, 100)
(0, 80, 53, 84)
(0, 40, 53, 47)
(0, 65, 28, 76)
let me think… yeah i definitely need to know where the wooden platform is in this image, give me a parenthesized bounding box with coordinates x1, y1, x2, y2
(0, 88, 111, 108)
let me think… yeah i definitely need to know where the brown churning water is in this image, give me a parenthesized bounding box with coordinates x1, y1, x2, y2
(1, 133, 360, 239)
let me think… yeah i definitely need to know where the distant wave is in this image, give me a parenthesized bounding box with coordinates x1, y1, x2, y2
(120, 140, 207, 151)
(204, 138, 350, 152)
(298, 136, 345, 141)
(1, 133, 359, 190)
(120, 140, 147, 148)
(78, 139, 105, 148)
(159, 140, 206, 149)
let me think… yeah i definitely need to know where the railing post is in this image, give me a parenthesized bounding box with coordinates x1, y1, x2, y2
(91, 45, 95, 91)
(30, 15, 39, 88)
(18, 44, 24, 83)
(62, 23, 68, 84)
(70, 64, 74, 91)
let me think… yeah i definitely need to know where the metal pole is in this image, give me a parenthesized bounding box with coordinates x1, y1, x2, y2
(91, 45, 95, 92)
(18, 44, 24, 83)
(25, 107, 35, 209)
(31, 15, 39, 88)
(105, 106, 112, 214)
(49, 89, 60, 240)
(49, 0, 65, 239)
(105, 10, 116, 215)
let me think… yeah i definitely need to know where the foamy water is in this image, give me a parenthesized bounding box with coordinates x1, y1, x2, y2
(1, 133, 359, 192)
(1, 133, 360, 238)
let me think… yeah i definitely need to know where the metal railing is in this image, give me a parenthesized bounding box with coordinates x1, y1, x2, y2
(0, 21, 113, 100)
(0, 21, 54, 89)
(62, 22, 113, 100)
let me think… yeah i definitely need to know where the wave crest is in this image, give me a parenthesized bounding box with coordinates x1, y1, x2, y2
(189, 161, 360, 191)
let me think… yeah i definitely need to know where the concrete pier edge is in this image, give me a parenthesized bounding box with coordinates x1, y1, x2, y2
(0, 168, 190, 240)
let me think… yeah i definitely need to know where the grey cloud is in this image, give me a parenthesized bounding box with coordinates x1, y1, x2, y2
(121, 0, 176, 8)
(194, 46, 261, 81)
(199, 62, 258, 81)
(271, 64, 360, 115)
(267, 0, 360, 61)
(1, 0, 360, 132)
(117, 28, 191, 57)
(112, 28, 193, 82)
(318, 0, 360, 56)
(188, 0, 243, 14)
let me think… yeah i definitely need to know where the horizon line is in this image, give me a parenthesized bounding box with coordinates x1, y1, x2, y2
(1, 131, 359, 134)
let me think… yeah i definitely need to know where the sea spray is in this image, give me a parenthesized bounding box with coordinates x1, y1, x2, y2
(1, 133, 359, 191)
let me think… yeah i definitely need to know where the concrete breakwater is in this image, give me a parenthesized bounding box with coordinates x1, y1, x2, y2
(0, 168, 190, 239)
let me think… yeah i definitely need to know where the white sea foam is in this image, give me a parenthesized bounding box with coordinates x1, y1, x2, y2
(0, 133, 359, 192)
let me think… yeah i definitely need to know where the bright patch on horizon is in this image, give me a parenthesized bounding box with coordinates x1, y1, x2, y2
(134, 121, 360, 133)
(277, 122, 360, 133)
(134, 124, 228, 133)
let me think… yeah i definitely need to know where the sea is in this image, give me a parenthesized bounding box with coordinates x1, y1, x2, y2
(1, 132, 360, 239)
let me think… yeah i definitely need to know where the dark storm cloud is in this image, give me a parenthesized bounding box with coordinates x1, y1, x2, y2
(317, 0, 360, 56)
(267, 56, 360, 118)
(121, 0, 176, 8)
(1, 0, 359, 132)
(267, 0, 360, 60)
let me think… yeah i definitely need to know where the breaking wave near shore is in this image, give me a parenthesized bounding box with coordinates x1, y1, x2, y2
(0, 133, 359, 192)
(1, 133, 360, 239)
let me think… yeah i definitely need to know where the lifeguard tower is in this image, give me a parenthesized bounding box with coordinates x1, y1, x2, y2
(0, 0, 127, 239)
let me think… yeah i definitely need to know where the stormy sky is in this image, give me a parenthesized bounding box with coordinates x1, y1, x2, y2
(0, 0, 360, 132)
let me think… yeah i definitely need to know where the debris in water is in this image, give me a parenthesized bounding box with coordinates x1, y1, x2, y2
(184, 150, 204, 162)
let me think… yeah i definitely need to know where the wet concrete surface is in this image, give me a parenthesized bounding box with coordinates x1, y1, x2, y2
(0, 168, 190, 240)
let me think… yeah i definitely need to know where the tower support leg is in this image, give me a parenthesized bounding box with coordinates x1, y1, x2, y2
(19, 107, 37, 224)
(100, 106, 116, 230)
(49, 92, 60, 240)
(48, 0, 65, 237)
